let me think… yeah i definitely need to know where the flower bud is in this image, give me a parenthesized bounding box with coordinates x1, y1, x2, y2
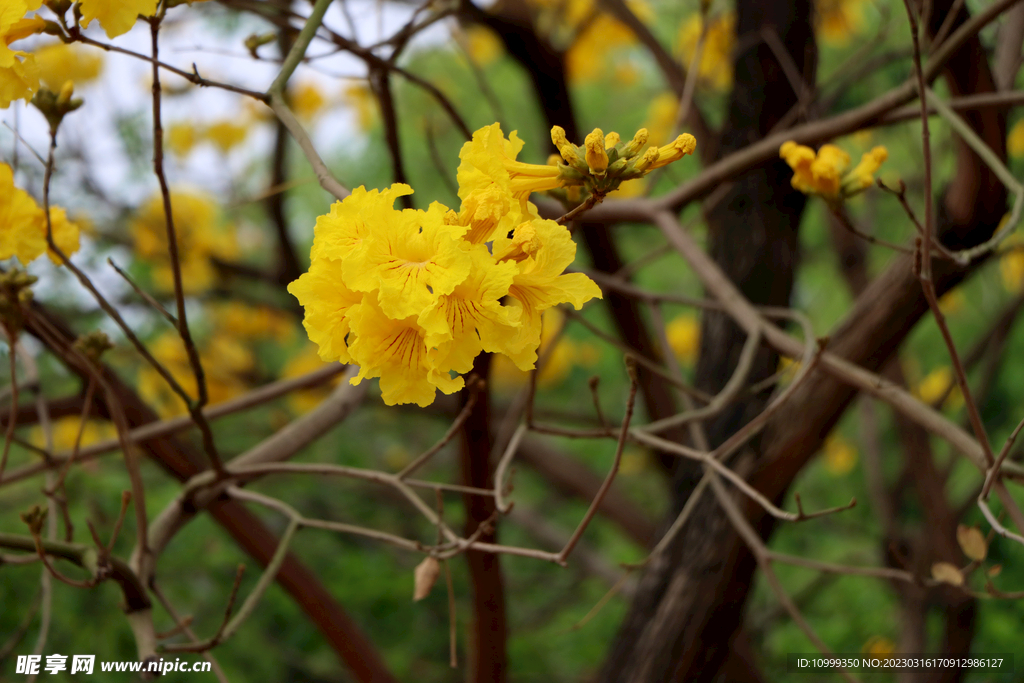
(622, 128, 649, 157)
(584, 128, 609, 175)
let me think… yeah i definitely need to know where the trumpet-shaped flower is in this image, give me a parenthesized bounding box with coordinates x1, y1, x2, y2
(494, 219, 603, 369)
(419, 245, 520, 375)
(457, 123, 562, 210)
(843, 146, 888, 194)
(311, 184, 414, 262)
(287, 257, 364, 364)
(344, 202, 471, 321)
(78, 0, 158, 39)
(347, 298, 464, 407)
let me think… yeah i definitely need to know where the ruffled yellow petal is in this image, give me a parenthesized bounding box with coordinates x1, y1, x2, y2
(78, 0, 158, 38)
(344, 202, 472, 321)
(287, 258, 364, 364)
(347, 298, 463, 407)
(311, 184, 414, 262)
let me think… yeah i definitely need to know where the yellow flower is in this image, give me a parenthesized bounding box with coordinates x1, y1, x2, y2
(644, 92, 678, 147)
(419, 244, 520, 376)
(843, 146, 888, 195)
(667, 314, 699, 366)
(491, 308, 575, 390)
(862, 635, 896, 657)
(823, 434, 857, 475)
(211, 301, 293, 343)
(0, 163, 80, 265)
(166, 122, 200, 157)
(938, 288, 965, 315)
(78, 0, 158, 39)
(1, 3, 45, 109)
(677, 12, 735, 92)
(311, 184, 415, 263)
(915, 366, 963, 410)
(291, 80, 326, 121)
(780, 141, 887, 198)
(1001, 242, 1024, 293)
(33, 42, 103, 91)
(343, 201, 472, 321)
(32, 416, 116, 452)
(817, 0, 865, 46)
(287, 257, 364, 364)
(493, 218, 602, 369)
(457, 123, 562, 209)
(343, 83, 375, 131)
(463, 26, 502, 66)
(130, 190, 236, 294)
(346, 297, 463, 407)
(566, 12, 636, 83)
(138, 331, 253, 418)
(204, 120, 248, 153)
(1009, 120, 1024, 158)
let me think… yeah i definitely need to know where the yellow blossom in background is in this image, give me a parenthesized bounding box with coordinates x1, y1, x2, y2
(780, 141, 888, 198)
(823, 433, 857, 475)
(666, 314, 700, 366)
(138, 331, 254, 418)
(817, 0, 865, 46)
(166, 122, 200, 157)
(862, 636, 896, 657)
(938, 288, 965, 315)
(0, 163, 80, 265)
(566, 12, 636, 83)
(644, 92, 678, 147)
(676, 12, 735, 92)
(618, 446, 649, 475)
(463, 26, 502, 66)
(212, 302, 293, 343)
(32, 416, 117, 453)
(280, 343, 339, 415)
(914, 366, 964, 410)
(344, 83, 375, 131)
(205, 120, 248, 153)
(613, 62, 639, 86)
(33, 43, 103, 90)
(291, 80, 327, 121)
(130, 190, 237, 294)
(1001, 240, 1024, 293)
(1, 3, 45, 109)
(78, 0, 158, 38)
(1008, 120, 1024, 158)
(491, 309, 598, 391)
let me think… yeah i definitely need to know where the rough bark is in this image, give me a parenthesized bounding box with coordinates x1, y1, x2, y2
(599, 1, 815, 680)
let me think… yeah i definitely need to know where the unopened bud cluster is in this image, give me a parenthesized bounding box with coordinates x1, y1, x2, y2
(550, 126, 697, 194)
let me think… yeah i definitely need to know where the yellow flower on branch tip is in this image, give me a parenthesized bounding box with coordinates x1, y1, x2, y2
(346, 298, 463, 407)
(915, 366, 963, 410)
(1001, 243, 1024, 293)
(457, 123, 561, 207)
(34, 43, 103, 90)
(780, 141, 886, 198)
(648, 134, 697, 170)
(343, 201, 472, 321)
(493, 219, 602, 369)
(78, 0, 158, 38)
(287, 258, 364, 364)
(291, 80, 326, 121)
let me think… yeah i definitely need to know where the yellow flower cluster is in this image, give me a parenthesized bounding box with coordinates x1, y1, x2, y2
(130, 190, 237, 294)
(677, 12, 736, 92)
(780, 141, 888, 199)
(817, 0, 865, 46)
(0, 162, 80, 265)
(289, 123, 611, 406)
(167, 119, 249, 156)
(1, 1, 45, 109)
